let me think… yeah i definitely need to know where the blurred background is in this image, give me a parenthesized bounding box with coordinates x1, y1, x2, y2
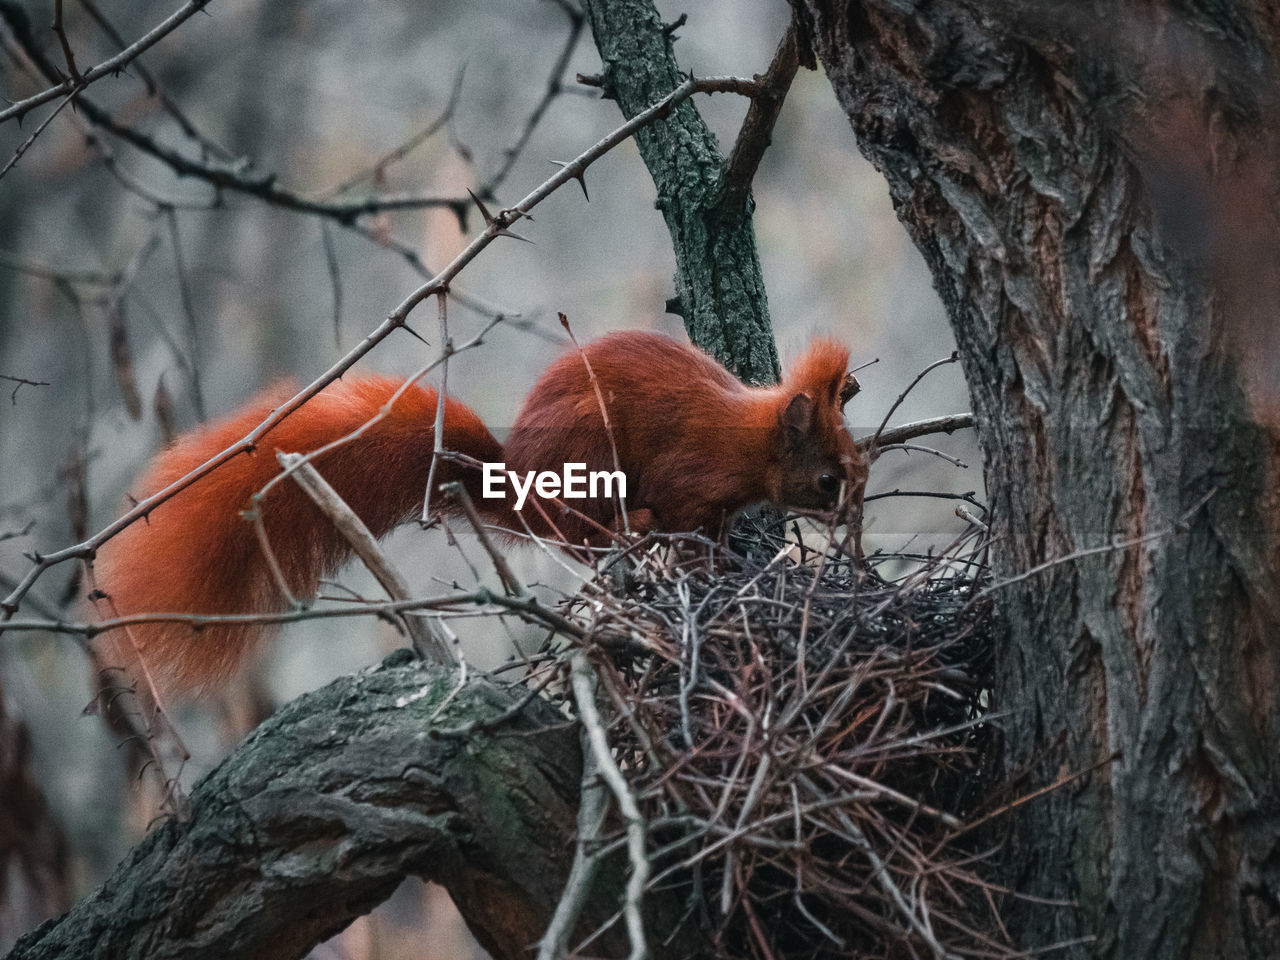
(0, 0, 977, 954)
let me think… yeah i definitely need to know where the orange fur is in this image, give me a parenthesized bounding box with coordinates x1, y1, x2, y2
(95, 333, 864, 694)
(505, 333, 865, 539)
(95, 377, 501, 691)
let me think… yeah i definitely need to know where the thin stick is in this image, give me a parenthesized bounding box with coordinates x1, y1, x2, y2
(480, 2, 583, 197)
(875, 443, 969, 469)
(971, 489, 1216, 605)
(165, 207, 206, 420)
(51, 0, 82, 80)
(0, 88, 80, 180)
(2, 587, 586, 640)
(560, 312, 629, 534)
(422, 291, 451, 525)
(320, 220, 343, 345)
(321, 64, 466, 199)
(570, 650, 649, 960)
(441, 482, 524, 597)
(857, 413, 974, 452)
(868, 354, 961, 455)
(279, 452, 452, 664)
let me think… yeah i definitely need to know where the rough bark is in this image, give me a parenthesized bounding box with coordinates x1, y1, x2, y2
(792, 2, 1280, 958)
(6, 653, 629, 960)
(582, 0, 782, 384)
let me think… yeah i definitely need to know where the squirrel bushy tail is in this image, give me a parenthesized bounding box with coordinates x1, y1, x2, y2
(94, 376, 502, 692)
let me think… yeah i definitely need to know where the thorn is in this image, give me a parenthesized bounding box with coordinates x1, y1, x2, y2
(550, 160, 589, 201)
(495, 226, 534, 243)
(401, 323, 430, 346)
(467, 189, 533, 242)
(467, 187, 496, 226)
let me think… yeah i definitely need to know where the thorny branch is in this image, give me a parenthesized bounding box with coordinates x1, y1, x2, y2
(74, 0, 234, 162)
(0, 0, 211, 125)
(0, 72, 752, 627)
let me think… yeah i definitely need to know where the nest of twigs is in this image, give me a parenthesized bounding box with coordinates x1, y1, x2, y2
(558, 520, 1009, 960)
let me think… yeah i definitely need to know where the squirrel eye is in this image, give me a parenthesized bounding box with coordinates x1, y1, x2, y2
(818, 473, 839, 494)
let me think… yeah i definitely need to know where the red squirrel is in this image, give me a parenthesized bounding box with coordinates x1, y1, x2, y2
(94, 331, 865, 693)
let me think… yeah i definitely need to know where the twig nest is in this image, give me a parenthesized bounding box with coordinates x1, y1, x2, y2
(565, 532, 1007, 960)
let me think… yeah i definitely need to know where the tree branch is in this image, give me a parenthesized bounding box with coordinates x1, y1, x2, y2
(716, 24, 800, 218)
(856, 413, 975, 451)
(0, 0, 212, 125)
(5, 657, 620, 960)
(0, 73, 729, 626)
(0, 4, 472, 228)
(582, 0, 781, 384)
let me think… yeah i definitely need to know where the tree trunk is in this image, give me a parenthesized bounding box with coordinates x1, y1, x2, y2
(582, 0, 782, 384)
(791, 2, 1280, 957)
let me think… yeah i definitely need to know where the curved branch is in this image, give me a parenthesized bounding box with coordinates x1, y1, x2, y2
(6, 655, 623, 960)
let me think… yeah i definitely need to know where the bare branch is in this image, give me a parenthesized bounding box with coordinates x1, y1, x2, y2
(441, 482, 525, 598)
(0, 0, 213, 125)
(50, 0, 82, 81)
(716, 24, 800, 217)
(0, 374, 51, 404)
(479, 1, 585, 197)
(0, 87, 80, 180)
(875, 442, 969, 469)
(0, 587, 588, 642)
(279, 453, 453, 664)
(163, 207, 205, 420)
(0, 72, 748, 635)
(320, 65, 465, 200)
(858, 413, 975, 450)
(74, 0, 234, 161)
(868, 353, 962, 454)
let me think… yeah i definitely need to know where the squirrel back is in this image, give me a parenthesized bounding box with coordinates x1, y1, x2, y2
(94, 332, 863, 694)
(505, 331, 864, 539)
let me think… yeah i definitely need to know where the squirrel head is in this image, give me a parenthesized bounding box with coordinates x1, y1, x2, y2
(776, 339, 867, 513)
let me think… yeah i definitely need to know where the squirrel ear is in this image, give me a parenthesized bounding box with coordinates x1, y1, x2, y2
(783, 392, 814, 436)
(839, 372, 860, 409)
